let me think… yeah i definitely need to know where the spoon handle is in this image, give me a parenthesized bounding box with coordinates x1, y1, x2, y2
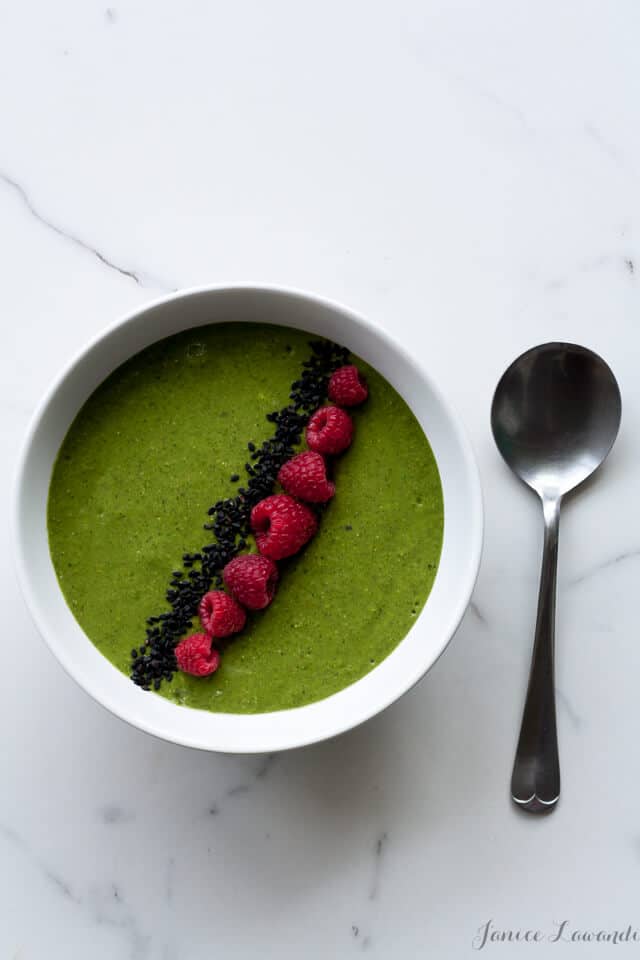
(511, 495, 561, 813)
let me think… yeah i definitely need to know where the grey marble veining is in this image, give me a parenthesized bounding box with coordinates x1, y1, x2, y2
(0, 171, 171, 290)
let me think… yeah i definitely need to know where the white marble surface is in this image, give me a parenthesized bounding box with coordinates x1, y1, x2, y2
(2, 1, 640, 956)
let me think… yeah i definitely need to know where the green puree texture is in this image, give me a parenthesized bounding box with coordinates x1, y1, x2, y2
(47, 323, 443, 714)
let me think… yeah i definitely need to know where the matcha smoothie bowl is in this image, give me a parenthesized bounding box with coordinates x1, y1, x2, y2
(14, 286, 482, 752)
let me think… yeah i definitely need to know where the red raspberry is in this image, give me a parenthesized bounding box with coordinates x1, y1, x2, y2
(198, 590, 246, 638)
(174, 633, 220, 677)
(328, 365, 368, 406)
(306, 406, 353, 455)
(223, 554, 279, 610)
(251, 494, 318, 560)
(278, 451, 335, 503)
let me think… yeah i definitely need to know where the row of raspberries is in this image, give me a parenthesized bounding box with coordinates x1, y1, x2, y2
(174, 364, 368, 677)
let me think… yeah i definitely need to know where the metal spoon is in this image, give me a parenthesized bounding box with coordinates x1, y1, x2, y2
(491, 343, 621, 813)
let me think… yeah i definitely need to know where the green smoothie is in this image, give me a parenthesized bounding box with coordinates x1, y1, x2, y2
(47, 323, 443, 713)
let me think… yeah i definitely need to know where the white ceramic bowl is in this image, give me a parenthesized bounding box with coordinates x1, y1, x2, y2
(14, 285, 482, 753)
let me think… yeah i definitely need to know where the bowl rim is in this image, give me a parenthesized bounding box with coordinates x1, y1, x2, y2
(13, 283, 483, 752)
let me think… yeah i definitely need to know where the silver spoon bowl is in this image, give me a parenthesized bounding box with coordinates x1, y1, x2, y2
(491, 342, 621, 813)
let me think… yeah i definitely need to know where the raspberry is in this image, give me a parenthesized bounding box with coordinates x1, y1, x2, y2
(174, 633, 220, 677)
(223, 554, 279, 610)
(306, 406, 353, 455)
(251, 494, 318, 560)
(278, 451, 335, 503)
(328, 365, 368, 406)
(198, 590, 246, 638)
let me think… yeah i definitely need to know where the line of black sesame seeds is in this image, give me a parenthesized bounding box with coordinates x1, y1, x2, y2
(130, 339, 350, 690)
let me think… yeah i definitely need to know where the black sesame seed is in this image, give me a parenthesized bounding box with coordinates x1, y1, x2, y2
(230, 473, 240, 482)
(131, 336, 350, 691)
